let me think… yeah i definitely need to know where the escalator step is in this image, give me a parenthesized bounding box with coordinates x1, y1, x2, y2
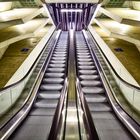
(78, 55, 91, 58)
(53, 54, 66, 57)
(77, 48, 88, 51)
(42, 78, 64, 84)
(49, 64, 65, 68)
(52, 57, 66, 60)
(80, 75, 99, 80)
(78, 58, 92, 62)
(81, 80, 102, 87)
(85, 94, 107, 103)
(40, 84, 63, 91)
(47, 68, 65, 72)
(79, 65, 95, 70)
(79, 70, 97, 75)
(34, 99, 58, 108)
(77, 53, 90, 56)
(30, 108, 56, 116)
(50, 60, 65, 64)
(78, 62, 94, 65)
(88, 103, 112, 112)
(54, 51, 66, 53)
(91, 111, 115, 119)
(77, 50, 88, 53)
(38, 91, 61, 95)
(82, 87, 105, 94)
(45, 73, 64, 78)
(38, 93, 60, 99)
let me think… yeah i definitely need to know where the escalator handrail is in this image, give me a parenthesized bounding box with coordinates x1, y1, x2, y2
(48, 78, 68, 140)
(76, 78, 99, 140)
(0, 29, 56, 92)
(0, 30, 61, 139)
(88, 28, 140, 90)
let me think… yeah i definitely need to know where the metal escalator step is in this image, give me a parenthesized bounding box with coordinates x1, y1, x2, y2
(78, 58, 92, 62)
(77, 48, 88, 50)
(80, 75, 99, 80)
(54, 51, 67, 54)
(53, 54, 66, 57)
(76, 43, 86, 44)
(51, 60, 65, 64)
(30, 108, 56, 116)
(42, 78, 64, 84)
(91, 111, 115, 119)
(34, 99, 58, 108)
(78, 55, 91, 58)
(55, 47, 67, 49)
(82, 87, 105, 94)
(56, 45, 67, 48)
(85, 94, 107, 103)
(38, 91, 61, 95)
(45, 73, 64, 78)
(54, 51, 66, 53)
(81, 80, 102, 87)
(88, 103, 112, 112)
(49, 64, 65, 68)
(56, 45, 67, 47)
(78, 62, 94, 65)
(40, 84, 63, 91)
(38, 93, 60, 99)
(47, 68, 65, 72)
(55, 46, 67, 49)
(77, 53, 90, 56)
(77, 50, 88, 53)
(79, 65, 96, 70)
(79, 70, 97, 75)
(52, 57, 66, 60)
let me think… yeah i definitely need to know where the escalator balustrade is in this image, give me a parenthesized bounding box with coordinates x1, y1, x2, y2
(75, 31, 134, 140)
(9, 31, 68, 140)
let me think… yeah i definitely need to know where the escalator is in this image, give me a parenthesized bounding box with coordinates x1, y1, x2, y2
(75, 31, 135, 140)
(1, 30, 139, 140)
(8, 31, 68, 140)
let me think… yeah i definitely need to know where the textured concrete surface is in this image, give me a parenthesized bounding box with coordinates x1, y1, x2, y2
(93, 25, 140, 85)
(0, 38, 40, 88)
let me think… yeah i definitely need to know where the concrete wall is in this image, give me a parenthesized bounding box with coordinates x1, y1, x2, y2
(89, 25, 139, 87)
(5, 25, 55, 86)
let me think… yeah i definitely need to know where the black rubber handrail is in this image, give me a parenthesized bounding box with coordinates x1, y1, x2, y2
(76, 79, 99, 140)
(48, 78, 68, 140)
(0, 29, 56, 92)
(88, 28, 140, 90)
